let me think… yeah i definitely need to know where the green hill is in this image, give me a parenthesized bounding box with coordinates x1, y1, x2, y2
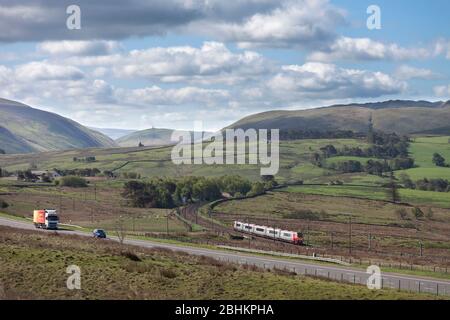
(228, 100, 450, 134)
(116, 128, 213, 147)
(0, 98, 117, 154)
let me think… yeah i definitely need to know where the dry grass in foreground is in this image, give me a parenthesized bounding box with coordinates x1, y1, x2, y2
(0, 226, 443, 300)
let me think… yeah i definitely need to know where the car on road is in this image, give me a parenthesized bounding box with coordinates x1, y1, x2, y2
(93, 229, 107, 239)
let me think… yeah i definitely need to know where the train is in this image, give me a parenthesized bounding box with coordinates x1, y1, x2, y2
(233, 221, 304, 245)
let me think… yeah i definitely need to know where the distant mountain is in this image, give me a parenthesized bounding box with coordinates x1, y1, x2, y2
(89, 127, 136, 140)
(227, 100, 450, 135)
(0, 98, 117, 154)
(116, 128, 213, 147)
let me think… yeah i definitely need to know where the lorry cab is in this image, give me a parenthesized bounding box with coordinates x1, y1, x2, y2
(33, 209, 59, 230)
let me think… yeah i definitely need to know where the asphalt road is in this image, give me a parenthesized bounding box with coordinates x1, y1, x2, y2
(1, 216, 449, 297)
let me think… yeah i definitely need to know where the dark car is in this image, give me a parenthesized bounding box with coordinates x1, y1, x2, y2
(93, 229, 107, 239)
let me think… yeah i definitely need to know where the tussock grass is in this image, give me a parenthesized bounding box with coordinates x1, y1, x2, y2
(0, 226, 443, 300)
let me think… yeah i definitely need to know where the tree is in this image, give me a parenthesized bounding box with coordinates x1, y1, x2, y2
(396, 208, 408, 220)
(115, 217, 128, 247)
(432, 153, 446, 167)
(0, 148, 5, 154)
(59, 176, 88, 188)
(386, 172, 401, 203)
(412, 207, 424, 220)
(138, 142, 144, 147)
(0, 199, 8, 209)
(425, 208, 434, 220)
(367, 115, 375, 144)
(247, 182, 266, 197)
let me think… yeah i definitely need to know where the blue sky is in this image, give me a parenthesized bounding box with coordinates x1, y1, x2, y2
(0, 0, 449, 131)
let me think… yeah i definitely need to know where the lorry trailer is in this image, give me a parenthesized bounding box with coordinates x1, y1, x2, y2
(33, 209, 59, 230)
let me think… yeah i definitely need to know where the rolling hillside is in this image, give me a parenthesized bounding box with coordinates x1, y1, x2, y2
(227, 100, 450, 134)
(89, 127, 136, 140)
(117, 128, 213, 147)
(0, 98, 117, 154)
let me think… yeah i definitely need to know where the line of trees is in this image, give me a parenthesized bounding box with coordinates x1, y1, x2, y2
(0, 148, 5, 154)
(54, 168, 101, 177)
(400, 174, 450, 192)
(73, 156, 96, 162)
(122, 175, 275, 209)
(327, 157, 415, 176)
(311, 132, 414, 175)
(279, 130, 362, 140)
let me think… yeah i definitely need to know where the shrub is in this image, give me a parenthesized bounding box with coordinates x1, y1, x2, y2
(412, 207, 424, 220)
(160, 268, 177, 279)
(0, 199, 8, 209)
(396, 208, 409, 220)
(121, 251, 142, 262)
(425, 208, 434, 220)
(59, 176, 88, 188)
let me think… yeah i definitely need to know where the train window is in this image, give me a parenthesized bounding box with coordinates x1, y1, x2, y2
(268, 230, 274, 234)
(256, 228, 264, 232)
(245, 226, 252, 229)
(236, 223, 241, 227)
(283, 233, 291, 237)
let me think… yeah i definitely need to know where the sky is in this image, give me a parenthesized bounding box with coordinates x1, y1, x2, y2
(0, 0, 449, 131)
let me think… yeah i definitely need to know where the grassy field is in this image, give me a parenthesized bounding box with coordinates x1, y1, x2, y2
(0, 138, 370, 182)
(0, 179, 189, 234)
(285, 184, 450, 208)
(395, 136, 450, 180)
(0, 226, 441, 300)
(212, 190, 450, 266)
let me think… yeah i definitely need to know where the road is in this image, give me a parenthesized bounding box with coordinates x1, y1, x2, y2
(1, 216, 449, 297)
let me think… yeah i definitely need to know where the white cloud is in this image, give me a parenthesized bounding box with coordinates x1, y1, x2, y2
(14, 61, 85, 81)
(308, 37, 431, 61)
(434, 85, 450, 98)
(434, 39, 450, 59)
(196, 0, 346, 49)
(394, 65, 438, 80)
(268, 62, 406, 99)
(64, 42, 272, 85)
(116, 86, 230, 106)
(37, 41, 121, 56)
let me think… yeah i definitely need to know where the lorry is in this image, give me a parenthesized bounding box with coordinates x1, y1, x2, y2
(33, 209, 59, 230)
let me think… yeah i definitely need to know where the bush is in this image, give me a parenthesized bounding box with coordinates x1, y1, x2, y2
(59, 176, 88, 188)
(425, 208, 434, 220)
(160, 268, 177, 279)
(0, 199, 8, 209)
(396, 208, 409, 220)
(412, 207, 424, 220)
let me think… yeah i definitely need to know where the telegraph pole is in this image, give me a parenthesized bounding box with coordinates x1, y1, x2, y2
(330, 232, 334, 250)
(166, 210, 170, 235)
(349, 215, 352, 255)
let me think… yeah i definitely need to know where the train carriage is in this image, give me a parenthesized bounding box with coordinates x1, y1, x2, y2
(233, 221, 303, 245)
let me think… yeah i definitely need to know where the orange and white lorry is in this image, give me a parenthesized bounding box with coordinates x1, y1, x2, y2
(33, 209, 59, 230)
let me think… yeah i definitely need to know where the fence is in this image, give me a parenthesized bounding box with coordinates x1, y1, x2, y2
(212, 255, 450, 297)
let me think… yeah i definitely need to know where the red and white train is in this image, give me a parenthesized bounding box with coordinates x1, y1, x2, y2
(233, 221, 303, 245)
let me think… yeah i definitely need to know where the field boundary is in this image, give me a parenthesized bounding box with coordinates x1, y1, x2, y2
(218, 245, 351, 266)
